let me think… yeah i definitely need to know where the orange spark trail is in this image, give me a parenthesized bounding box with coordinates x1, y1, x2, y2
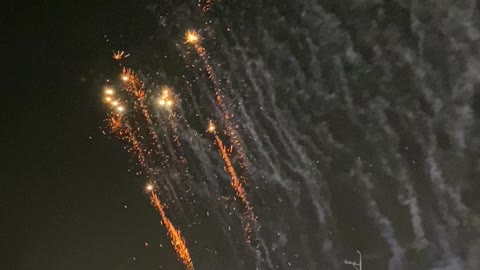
(117, 72, 184, 213)
(160, 86, 189, 168)
(194, 44, 215, 80)
(121, 73, 185, 213)
(209, 125, 257, 242)
(198, 0, 214, 12)
(109, 116, 147, 172)
(167, 112, 189, 167)
(213, 128, 274, 269)
(151, 191, 195, 270)
(121, 68, 171, 164)
(108, 116, 194, 270)
(186, 34, 251, 173)
(214, 133, 251, 211)
(121, 68, 154, 125)
(187, 30, 257, 234)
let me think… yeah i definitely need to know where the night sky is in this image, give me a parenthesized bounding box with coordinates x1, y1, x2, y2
(4, 1, 480, 270)
(4, 1, 173, 269)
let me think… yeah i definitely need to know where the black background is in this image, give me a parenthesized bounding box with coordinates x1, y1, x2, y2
(3, 1, 180, 269)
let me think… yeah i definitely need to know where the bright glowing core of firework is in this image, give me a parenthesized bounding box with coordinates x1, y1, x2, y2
(158, 86, 174, 108)
(104, 88, 114, 95)
(185, 30, 200, 44)
(208, 122, 215, 133)
(146, 184, 154, 191)
(158, 98, 173, 108)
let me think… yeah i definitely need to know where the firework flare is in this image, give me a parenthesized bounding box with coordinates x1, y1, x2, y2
(150, 189, 195, 270)
(102, 73, 195, 270)
(101, 23, 272, 269)
(97, 1, 480, 270)
(184, 30, 215, 83)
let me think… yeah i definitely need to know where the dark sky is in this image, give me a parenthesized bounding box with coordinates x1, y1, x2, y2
(4, 1, 184, 269)
(5, 1, 480, 270)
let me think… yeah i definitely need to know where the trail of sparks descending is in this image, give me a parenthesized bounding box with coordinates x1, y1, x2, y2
(151, 191, 195, 270)
(187, 30, 261, 252)
(121, 68, 171, 164)
(161, 87, 189, 168)
(104, 29, 261, 267)
(121, 68, 154, 125)
(122, 70, 185, 206)
(185, 30, 250, 172)
(109, 74, 182, 209)
(208, 123, 256, 242)
(211, 124, 274, 270)
(184, 31, 220, 102)
(110, 117, 148, 173)
(104, 84, 194, 270)
(105, 93, 147, 174)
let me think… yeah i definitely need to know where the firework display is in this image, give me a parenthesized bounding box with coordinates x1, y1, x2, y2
(98, 1, 480, 270)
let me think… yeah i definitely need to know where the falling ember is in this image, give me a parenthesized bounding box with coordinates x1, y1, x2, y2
(146, 184, 154, 191)
(105, 96, 112, 102)
(210, 127, 257, 243)
(151, 192, 195, 270)
(116, 106, 125, 113)
(111, 100, 119, 107)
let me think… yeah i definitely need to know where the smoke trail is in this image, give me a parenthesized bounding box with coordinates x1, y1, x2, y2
(353, 158, 404, 270)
